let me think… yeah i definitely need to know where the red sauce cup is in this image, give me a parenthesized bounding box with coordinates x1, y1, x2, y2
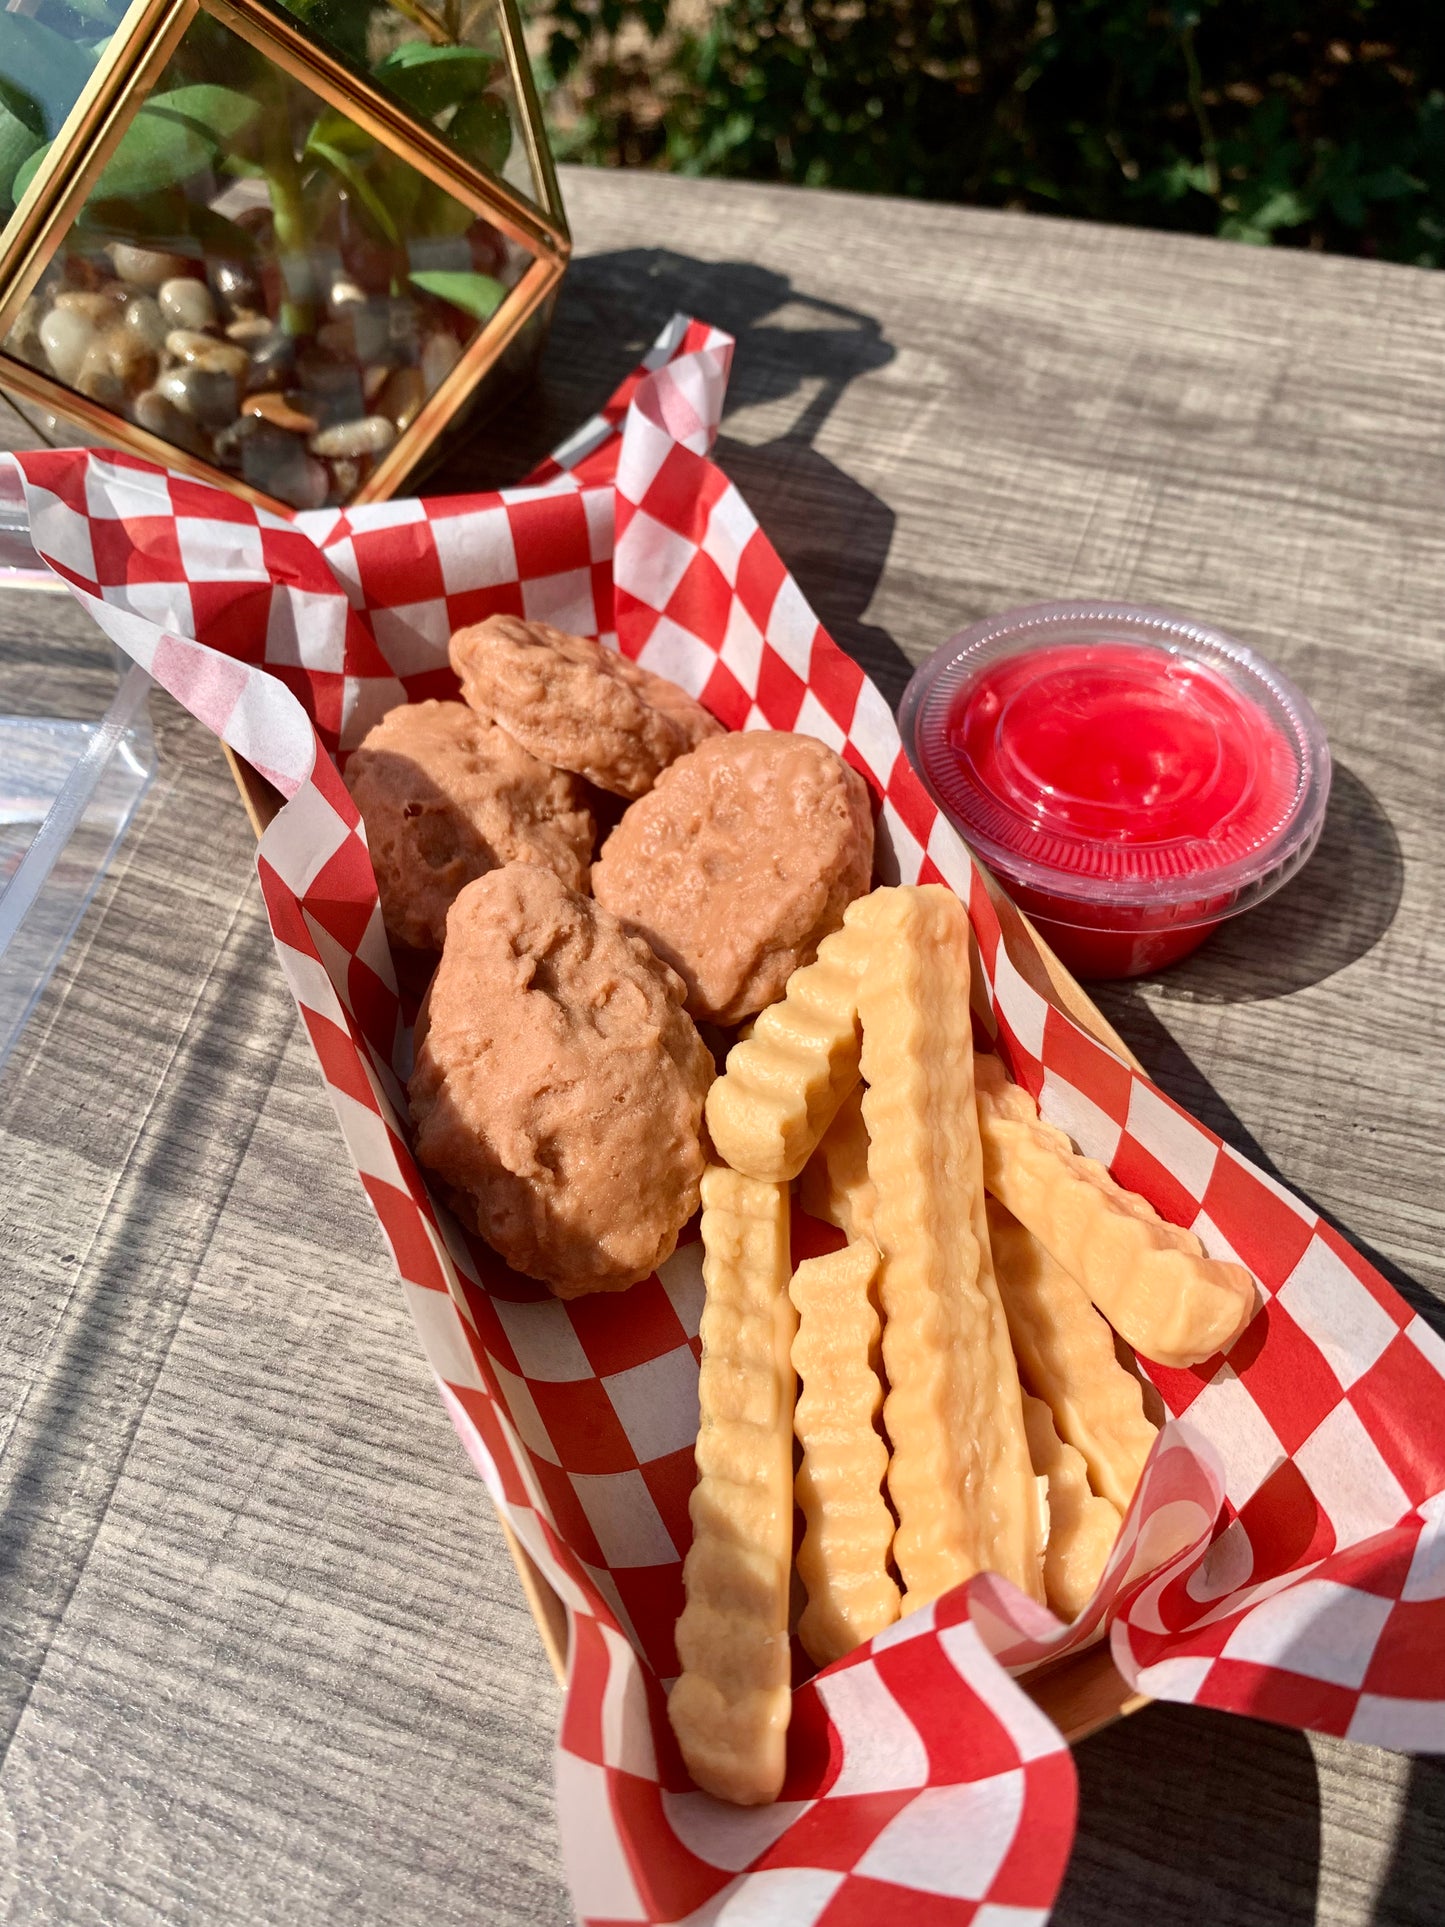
(899, 602, 1331, 981)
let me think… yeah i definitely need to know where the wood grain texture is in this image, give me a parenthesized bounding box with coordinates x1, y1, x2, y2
(4, 164, 1445, 1924)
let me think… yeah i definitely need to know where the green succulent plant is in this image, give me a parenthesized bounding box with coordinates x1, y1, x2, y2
(0, 0, 516, 334)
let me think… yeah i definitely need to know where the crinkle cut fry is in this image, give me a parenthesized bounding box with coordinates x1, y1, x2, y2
(798, 1081, 876, 1247)
(859, 885, 1045, 1610)
(704, 894, 889, 1184)
(670, 1166, 795, 1806)
(988, 1198, 1158, 1516)
(974, 1055, 1256, 1369)
(1022, 1392, 1122, 1621)
(790, 1239, 900, 1666)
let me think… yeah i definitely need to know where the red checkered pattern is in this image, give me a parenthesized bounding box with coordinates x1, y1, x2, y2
(11, 313, 1444, 1925)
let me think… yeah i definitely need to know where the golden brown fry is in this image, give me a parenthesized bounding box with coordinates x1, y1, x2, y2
(975, 1055, 1255, 1369)
(797, 1081, 877, 1247)
(790, 1239, 900, 1666)
(1022, 1392, 1122, 1620)
(988, 1198, 1158, 1515)
(670, 1166, 795, 1806)
(703, 895, 888, 1184)
(859, 885, 1045, 1610)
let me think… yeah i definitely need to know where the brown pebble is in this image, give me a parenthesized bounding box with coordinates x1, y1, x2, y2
(54, 289, 122, 325)
(98, 327, 157, 394)
(309, 414, 396, 459)
(109, 243, 193, 290)
(226, 315, 274, 347)
(377, 365, 425, 432)
(166, 332, 249, 384)
(244, 391, 318, 434)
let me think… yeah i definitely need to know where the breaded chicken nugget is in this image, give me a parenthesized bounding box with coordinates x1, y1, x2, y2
(593, 732, 875, 1024)
(409, 864, 713, 1294)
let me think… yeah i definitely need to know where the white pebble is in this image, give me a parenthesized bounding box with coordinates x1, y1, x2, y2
(38, 307, 95, 384)
(158, 277, 216, 331)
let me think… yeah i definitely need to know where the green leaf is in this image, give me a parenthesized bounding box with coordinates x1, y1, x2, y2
(93, 105, 216, 200)
(11, 143, 49, 204)
(1249, 187, 1309, 231)
(306, 136, 401, 244)
(374, 43, 496, 117)
(0, 102, 42, 212)
(0, 12, 98, 138)
(1359, 165, 1421, 203)
(145, 83, 263, 147)
(307, 109, 373, 158)
(447, 93, 512, 173)
(408, 176, 476, 238)
(408, 267, 506, 320)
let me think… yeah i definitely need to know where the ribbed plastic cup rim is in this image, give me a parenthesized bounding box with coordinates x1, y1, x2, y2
(899, 600, 1332, 924)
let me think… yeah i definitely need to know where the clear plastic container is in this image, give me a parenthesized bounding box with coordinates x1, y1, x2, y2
(899, 601, 1331, 979)
(0, 476, 156, 1074)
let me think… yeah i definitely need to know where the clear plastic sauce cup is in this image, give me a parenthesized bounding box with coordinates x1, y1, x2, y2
(899, 602, 1331, 980)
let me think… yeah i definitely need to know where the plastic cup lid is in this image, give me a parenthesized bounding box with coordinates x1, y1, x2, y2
(899, 601, 1331, 917)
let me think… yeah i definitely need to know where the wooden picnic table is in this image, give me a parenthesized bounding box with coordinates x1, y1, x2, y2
(3, 163, 1444, 1926)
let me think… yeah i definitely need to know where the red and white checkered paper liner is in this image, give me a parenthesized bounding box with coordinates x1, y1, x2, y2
(13, 314, 1445, 1925)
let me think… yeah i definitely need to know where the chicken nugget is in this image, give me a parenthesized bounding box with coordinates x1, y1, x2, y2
(409, 864, 713, 1294)
(593, 732, 874, 1024)
(449, 615, 721, 798)
(345, 699, 594, 952)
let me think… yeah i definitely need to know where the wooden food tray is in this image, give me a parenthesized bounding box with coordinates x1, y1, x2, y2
(226, 746, 1150, 1746)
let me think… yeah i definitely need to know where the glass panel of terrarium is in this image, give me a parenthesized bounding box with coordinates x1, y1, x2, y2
(0, 3, 536, 507)
(264, 0, 548, 217)
(0, 0, 133, 223)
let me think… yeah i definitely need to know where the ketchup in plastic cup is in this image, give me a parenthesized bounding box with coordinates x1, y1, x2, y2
(899, 602, 1331, 980)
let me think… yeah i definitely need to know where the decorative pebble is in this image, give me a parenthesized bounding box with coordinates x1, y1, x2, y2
(420, 331, 461, 393)
(158, 276, 217, 331)
(244, 390, 318, 435)
(225, 315, 274, 348)
(240, 423, 328, 510)
(293, 352, 365, 426)
(8, 296, 44, 363)
(38, 307, 95, 384)
(74, 343, 125, 408)
(377, 365, 425, 432)
(212, 259, 261, 317)
(98, 327, 158, 394)
(54, 289, 122, 325)
(211, 414, 258, 470)
(244, 329, 296, 393)
(110, 243, 193, 290)
(327, 456, 361, 502)
(156, 358, 240, 428)
(363, 363, 390, 405)
(122, 294, 168, 354)
(165, 330, 249, 381)
(315, 318, 357, 361)
(308, 415, 396, 459)
(60, 253, 110, 294)
(131, 385, 208, 455)
(328, 276, 367, 314)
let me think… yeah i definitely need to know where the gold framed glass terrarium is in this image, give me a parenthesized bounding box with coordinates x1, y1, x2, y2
(0, 0, 568, 510)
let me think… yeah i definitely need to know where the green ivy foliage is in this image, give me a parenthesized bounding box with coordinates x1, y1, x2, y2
(529, 0, 1445, 265)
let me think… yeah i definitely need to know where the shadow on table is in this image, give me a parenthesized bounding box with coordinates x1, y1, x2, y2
(427, 245, 915, 708)
(1054, 1702, 1321, 1925)
(1089, 981, 1441, 1338)
(1374, 1758, 1445, 1924)
(1128, 765, 1404, 1004)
